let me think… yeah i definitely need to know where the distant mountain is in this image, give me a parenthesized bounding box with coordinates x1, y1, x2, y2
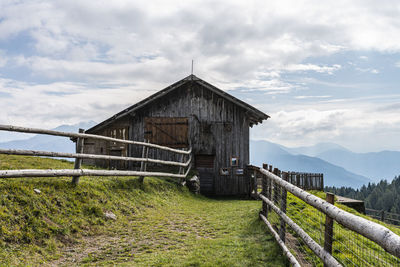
(250, 140, 372, 188)
(0, 121, 97, 154)
(316, 149, 400, 183)
(284, 142, 350, 156)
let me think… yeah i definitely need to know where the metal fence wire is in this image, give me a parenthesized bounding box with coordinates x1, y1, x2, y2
(258, 164, 400, 267)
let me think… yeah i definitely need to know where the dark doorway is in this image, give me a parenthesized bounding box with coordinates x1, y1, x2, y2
(195, 154, 215, 194)
(109, 149, 124, 170)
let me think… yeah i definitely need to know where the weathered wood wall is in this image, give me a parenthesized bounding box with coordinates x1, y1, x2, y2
(83, 81, 251, 196)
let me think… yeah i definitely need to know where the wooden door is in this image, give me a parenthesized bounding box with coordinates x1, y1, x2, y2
(195, 154, 215, 195)
(144, 117, 189, 148)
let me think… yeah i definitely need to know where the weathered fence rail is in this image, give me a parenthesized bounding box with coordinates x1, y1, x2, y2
(0, 149, 192, 167)
(0, 124, 192, 183)
(0, 168, 191, 179)
(256, 164, 400, 266)
(0, 124, 192, 155)
(366, 208, 400, 226)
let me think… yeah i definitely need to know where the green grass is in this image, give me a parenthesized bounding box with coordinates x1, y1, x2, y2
(277, 190, 400, 266)
(0, 154, 288, 266)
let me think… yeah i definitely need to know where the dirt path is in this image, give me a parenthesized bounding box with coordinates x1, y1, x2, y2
(47, 198, 287, 266)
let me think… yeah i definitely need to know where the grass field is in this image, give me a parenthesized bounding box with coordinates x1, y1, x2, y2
(0, 154, 288, 266)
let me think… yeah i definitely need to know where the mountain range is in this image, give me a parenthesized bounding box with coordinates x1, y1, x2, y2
(0, 121, 96, 155)
(281, 142, 400, 183)
(1, 121, 399, 188)
(250, 140, 400, 188)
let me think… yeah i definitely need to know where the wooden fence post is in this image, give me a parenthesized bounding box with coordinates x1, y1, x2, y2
(178, 149, 185, 175)
(280, 171, 288, 242)
(321, 174, 324, 191)
(262, 164, 269, 217)
(273, 168, 281, 206)
(324, 192, 335, 266)
(381, 210, 385, 222)
(72, 128, 85, 185)
(138, 140, 149, 183)
(178, 148, 187, 184)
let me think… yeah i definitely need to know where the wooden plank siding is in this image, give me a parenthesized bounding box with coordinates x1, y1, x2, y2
(83, 78, 258, 196)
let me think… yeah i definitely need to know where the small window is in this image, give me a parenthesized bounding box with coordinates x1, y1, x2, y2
(230, 157, 239, 167)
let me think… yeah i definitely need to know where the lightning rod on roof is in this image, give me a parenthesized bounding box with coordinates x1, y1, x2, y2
(191, 59, 194, 75)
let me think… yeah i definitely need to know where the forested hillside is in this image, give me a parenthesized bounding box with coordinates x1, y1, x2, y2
(326, 175, 400, 213)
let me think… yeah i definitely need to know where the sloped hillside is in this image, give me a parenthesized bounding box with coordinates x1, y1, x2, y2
(0, 155, 287, 266)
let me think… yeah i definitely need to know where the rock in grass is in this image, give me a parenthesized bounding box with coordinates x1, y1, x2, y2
(34, 189, 41, 194)
(104, 211, 117, 220)
(187, 175, 200, 194)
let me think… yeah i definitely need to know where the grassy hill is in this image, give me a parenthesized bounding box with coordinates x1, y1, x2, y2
(0, 154, 287, 266)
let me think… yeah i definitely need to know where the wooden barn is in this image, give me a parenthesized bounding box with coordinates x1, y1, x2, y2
(83, 74, 269, 196)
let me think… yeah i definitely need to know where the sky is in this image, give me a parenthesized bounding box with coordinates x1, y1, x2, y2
(0, 0, 400, 152)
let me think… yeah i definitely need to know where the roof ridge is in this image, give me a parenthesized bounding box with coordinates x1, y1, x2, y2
(86, 75, 269, 133)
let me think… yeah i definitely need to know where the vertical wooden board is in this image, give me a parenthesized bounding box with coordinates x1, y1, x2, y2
(88, 80, 257, 195)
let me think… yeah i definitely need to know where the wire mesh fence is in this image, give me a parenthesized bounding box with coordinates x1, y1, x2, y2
(258, 164, 400, 266)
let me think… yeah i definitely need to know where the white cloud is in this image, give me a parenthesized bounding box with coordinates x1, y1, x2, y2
(285, 64, 341, 74)
(0, 77, 162, 129)
(2, 0, 399, 82)
(1, 0, 400, 151)
(295, 95, 331, 99)
(251, 96, 400, 152)
(355, 67, 380, 74)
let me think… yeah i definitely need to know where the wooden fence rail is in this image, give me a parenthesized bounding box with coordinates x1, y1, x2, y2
(0, 149, 192, 167)
(366, 208, 400, 225)
(256, 164, 400, 266)
(0, 167, 191, 179)
(0, 124, 191, 155)
(0, 124, 192, 183)
(259, 193, 341, 266)
(259, 213, 301, 267)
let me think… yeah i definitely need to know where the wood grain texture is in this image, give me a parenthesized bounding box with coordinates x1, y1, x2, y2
(84, 81, 254, 196)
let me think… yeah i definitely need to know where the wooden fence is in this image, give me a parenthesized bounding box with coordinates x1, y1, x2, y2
(257, 164, 400, 266)
(0, 124, 192, 184)
(246, 164, 324, 194)
(366, 208, 400, 226)
(286, 171, 323, 190)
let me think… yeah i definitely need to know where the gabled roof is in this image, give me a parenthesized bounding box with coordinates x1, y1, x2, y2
(87, 74, 269, 133)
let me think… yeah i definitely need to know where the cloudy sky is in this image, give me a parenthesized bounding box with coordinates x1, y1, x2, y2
(1, 0, 400, 152)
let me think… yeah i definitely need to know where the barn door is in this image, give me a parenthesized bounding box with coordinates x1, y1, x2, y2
(144, 117, 189, 148)
(195, 155, 215, 195)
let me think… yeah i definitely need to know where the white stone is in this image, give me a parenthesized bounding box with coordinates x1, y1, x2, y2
(104, 211, 117, 220)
